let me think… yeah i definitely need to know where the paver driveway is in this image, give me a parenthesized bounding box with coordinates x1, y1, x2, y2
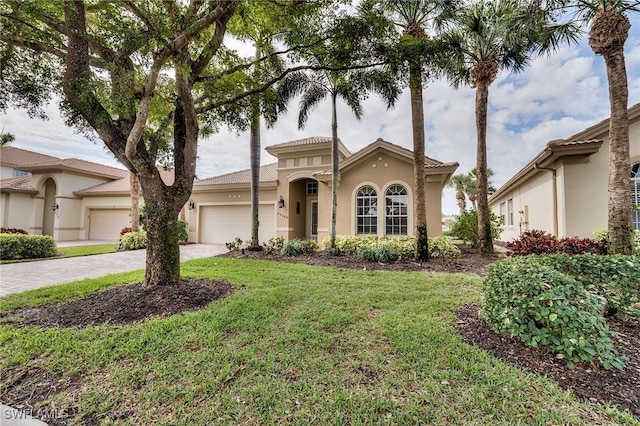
(0, 244, 226, 296)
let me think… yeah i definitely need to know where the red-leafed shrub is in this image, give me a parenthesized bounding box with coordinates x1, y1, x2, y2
(1, 227, 28, 234)
(506, 230, 608, 256)
(506, 230, 558, 255)
(558, 236, 607, 255)
(120, 227, 133, 237)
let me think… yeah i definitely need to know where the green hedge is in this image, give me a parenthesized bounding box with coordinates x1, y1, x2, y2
(483, 255, 632, 369)
(323, 235, 460, 260)
(0, 233, 58, 260)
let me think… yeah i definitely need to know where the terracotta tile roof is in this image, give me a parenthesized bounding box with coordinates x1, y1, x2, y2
(0, 176, 38, 193)
(0, 147, 59, 168)
(195, 163, 278, 186)
(20, 158, 127, 179)
(75, 168, 175, 196)
(266, 136, 334, 150)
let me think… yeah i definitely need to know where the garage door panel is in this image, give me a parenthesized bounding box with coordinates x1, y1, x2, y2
(89, 209, 130, 241)
(200, 204, 275, 245)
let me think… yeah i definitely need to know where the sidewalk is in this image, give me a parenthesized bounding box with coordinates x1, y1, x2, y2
(0, 244, 227, 296)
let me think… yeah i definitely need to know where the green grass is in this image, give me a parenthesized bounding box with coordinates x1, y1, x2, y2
(57, 243, 119, 258)
(1, 258, 637, 425)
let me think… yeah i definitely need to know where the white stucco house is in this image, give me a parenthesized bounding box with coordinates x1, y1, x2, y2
(489, 103, 640, 241)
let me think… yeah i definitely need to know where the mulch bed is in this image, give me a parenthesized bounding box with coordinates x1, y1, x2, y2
(3, 278, 234, 328)
(456, 303, 640, 419)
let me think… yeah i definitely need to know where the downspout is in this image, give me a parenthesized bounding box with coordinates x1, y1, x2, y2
(533, 164, 558, 237)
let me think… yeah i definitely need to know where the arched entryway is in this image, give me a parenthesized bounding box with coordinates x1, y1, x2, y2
(42, 178, 56, 236)
(288, 178, 319, 240)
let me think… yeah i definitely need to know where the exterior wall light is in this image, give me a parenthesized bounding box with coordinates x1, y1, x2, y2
(52, 203, 59, 211)
(188, 200, 195, 210)
(278, 196, 285, 209)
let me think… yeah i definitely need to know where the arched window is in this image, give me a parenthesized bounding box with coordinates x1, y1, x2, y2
(632, 162, 639, 230)
(356, 186, 378, 234)
(385, 185, 408, 235)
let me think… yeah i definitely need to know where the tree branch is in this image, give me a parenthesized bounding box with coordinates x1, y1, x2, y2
(191, 2, 237, 77)
(122, 0, 168, 44)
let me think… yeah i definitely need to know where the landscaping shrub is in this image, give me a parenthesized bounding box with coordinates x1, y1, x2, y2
(262, 236, 284, 254)
(0, 234, 57, 260)
(357, 244, 400, 263)
(0, 227, 28, 234)
(428, 236, 461, 259)
(483, 256, 625, 369)
(119, 230, 147, 250)
(177, 219, 188, 242)
(120, 227, 132, 237)
(531, 254, 640, 317)
(281, 238, 318, 256)
(449, 209, 502, 247)
(506, 230, 607, 256)
(225, 237, 244, 252)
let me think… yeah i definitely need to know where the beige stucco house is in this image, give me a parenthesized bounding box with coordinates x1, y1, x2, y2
(489, 103, 640, 241)
(1, 147, 129, 240)
(186, 137, 458, 244)
(1, 137, 458, 244)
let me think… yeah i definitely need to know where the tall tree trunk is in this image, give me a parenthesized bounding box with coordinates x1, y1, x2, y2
(249, 96, 262, 250)
(130, 172, 141, 231)
(409, 59, 429, 261)
(475, 82, 493, 254)
(329, 92, 339, 249)
(590, 9, 632, 254)
(456, 189, 466, 214)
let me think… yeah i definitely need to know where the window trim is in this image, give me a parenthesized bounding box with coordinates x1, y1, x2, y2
(355, 185, 378, 235)
(384, 184, 409, 236)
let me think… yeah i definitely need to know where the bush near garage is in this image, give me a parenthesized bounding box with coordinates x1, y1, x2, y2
(483, 255, 633, 370)
(0, 233, 57, 260)
(119, 230, 147, 250)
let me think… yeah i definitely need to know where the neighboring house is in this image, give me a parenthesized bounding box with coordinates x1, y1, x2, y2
(1, 147, 129, 240)
(1, 137, 458, 244)
(186, 137, 458, 244)
(489, 103, 640, 241)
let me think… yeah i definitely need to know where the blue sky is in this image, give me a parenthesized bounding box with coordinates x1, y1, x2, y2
(2, 21, 639, 215)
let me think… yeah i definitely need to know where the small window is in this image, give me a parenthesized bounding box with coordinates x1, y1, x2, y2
(500, 202, 506, 226)
(306, 181, 318, 195)
(356, 186, 377, 234)
(507, 198, 514, 226)
(385, 185, 408, 235)
(14, 170, 29, 177)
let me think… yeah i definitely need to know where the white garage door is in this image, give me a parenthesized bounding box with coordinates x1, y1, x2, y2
(200, 204, 275, 244)
(89, 209, 130, 241)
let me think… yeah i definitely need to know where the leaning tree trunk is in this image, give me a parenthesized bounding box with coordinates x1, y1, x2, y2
(409, 58, 429, 261)
(589, 8, 632, 254)
(130, 172, 141, 231)
(456, 189, 466, 214)
(471, 60, 497, 255)
(329, 92, 339, 250)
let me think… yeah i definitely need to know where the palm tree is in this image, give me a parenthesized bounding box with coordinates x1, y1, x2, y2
(568, 0, 638, 254)
(279, 63, 398, 249)
(447, 173, 473, 214)
(383, 0, 459, 261)
(439, 0, 575, 254)
(0, 129, 14, 147)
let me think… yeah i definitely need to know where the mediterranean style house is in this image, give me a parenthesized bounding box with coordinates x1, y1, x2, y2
(489, 103, 640, 241)
(1, 137, 458, 243)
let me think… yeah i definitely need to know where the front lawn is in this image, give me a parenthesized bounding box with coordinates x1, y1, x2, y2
(1, 258, 636, 425)
(57, 243, 119, 258)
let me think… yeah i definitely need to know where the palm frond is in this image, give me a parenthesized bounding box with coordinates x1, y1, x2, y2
(297, 84, 328, 130)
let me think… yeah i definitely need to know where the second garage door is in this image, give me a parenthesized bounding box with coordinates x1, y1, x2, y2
(199, 204, 275, 244)
(89, 208, 130, 241)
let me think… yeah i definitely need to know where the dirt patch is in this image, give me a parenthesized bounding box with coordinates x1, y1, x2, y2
(220, 244, 499, 276)
(3, 278, 234, 328)
(456, 303, 640, 419)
